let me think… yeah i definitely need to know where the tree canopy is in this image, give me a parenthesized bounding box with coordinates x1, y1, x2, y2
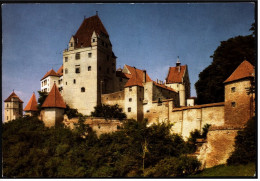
(195, 24, 256, 104)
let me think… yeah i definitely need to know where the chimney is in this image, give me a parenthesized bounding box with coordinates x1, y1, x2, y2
(143, 70, 147, 83)
(176, 56, 181, 67)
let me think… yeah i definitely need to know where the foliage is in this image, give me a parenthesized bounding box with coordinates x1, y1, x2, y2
(37, 91, 48, 112)
(195, 24, 256, 104)
(190, 162, 256, 177)
(227, 117, 256, 165)
(186, 124, 211, 153)
(64, 105, 82, 119)
(91, 104, 126, 121)
(145, 156, 201, 177)
(3, 117, 199, 178)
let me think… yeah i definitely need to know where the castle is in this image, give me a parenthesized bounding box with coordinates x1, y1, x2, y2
(4, 14, 255, 168)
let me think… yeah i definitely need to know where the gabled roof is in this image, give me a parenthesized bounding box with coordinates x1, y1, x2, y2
(166, 65, 187, 84)
(57, 65, 63, 76)
(41, 69, 59, 81)
(153, 81, 177, 93)
(224, 60, 254, 83)
(24, 92, 38, 111)
(124, 65, 152, 87)
(74, 15, 109, 48)
(42, 83, 66, 109)
(4, 91, 23, 103)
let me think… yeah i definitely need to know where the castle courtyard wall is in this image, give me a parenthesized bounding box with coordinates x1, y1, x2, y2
(101, 90, 125, 109)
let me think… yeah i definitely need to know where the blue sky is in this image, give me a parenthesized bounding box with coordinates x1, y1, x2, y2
(2, 3, 255, 119)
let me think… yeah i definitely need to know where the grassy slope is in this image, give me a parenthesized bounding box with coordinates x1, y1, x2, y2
(190, 162, 256, 177)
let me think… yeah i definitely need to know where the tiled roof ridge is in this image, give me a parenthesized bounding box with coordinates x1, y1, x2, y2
(42, 83, 66, 108)
(41, 69, 59, 81)
(172, 102, 225, 111)
(224, 60, 254, 83)
(153, 81, 177, 93)
(56, 65, 63, 76)
(4, 91, 24, 103)
(166, 65, 187, 84)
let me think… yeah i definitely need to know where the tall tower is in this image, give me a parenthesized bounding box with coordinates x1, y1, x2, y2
(4, 91, 23, 122)
(165, 57, 190, 107)
(62, 15, 117, 115)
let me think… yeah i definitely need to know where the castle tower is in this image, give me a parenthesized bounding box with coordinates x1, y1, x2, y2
(62, 15, 117, 115)
(4, 91, 23, 122)
(165, 57, 190, 106)
(24, 92, 38, 116)
(41, 83, 66, 127)
(224, 60, 255, 126)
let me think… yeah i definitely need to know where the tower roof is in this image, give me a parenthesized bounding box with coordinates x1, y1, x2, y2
(166, 65, 187, 84)
(41, 69, 59, 81)
(224, 60, 254, 83)
(56, 65, 63, 76)
(4, 91, 23, 103)
(124, 65, 152, 87)
(74, 15, 109, 48)
(24, 92, 38, 111)
(42, 83, 66, 109)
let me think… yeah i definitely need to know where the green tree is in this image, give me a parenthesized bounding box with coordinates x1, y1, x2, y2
(91, 104, 126, 121)
(195, 25, 256, 104)
(227, 117, 256, 165)
(37, 91, 48, 112)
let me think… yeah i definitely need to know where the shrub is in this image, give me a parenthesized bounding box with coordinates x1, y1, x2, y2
(91, 104, 126, 121)
(227, 117, 256, 165)
(65, 105, 82, 119)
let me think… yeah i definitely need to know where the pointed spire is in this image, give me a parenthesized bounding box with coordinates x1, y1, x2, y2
(24, 92, 38, 111)
(42, 83, 66, 108)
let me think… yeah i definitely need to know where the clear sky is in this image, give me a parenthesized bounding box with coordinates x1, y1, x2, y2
(2, 3, 255, 120)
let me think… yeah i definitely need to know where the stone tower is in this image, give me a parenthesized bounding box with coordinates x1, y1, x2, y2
(62, 15, 117, 115)
(4, 91, 23, 122)
(165, 57, 190, 107)
(224, 60, 255, 126)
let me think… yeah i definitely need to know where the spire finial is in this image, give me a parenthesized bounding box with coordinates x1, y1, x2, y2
(176, 56, 181, 67)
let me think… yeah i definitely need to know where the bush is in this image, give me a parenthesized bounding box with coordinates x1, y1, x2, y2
(65, 105, 82, 119)
(91, 104, 126, 121)
(145, 156, 201, 177)
(227, 117, 256, 165)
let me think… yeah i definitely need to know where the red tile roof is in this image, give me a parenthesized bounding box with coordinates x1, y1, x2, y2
(24, 92, 38, 111)
(124, 65, 152, 87)
(41, 69, 59, 81)
(74, 15, 109, 48)
(57, 65, 63, 76)
(224, 60, 254, 83)
(166, 65, 187, 83)
(4, 91, 23, 103)
(42, 83, 66, 109)
(172, 102, 224, 111)
(153, 81, 177, 93)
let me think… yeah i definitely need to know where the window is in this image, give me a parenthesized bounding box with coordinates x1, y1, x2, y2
(73, 79, 76, 84)
(75, 52, 80, 60)
(7, 104, 8, 108)
(231, 87, 236, 92)
(66, 82, 67, 85)
(75, 65, 80, 73)
(231, 102, 236, 107)
(128, 107, 131, 112)
(93, 39, 95, 42)
(58, 80, 61, 85)
(129, 98, 132, 102)
(65, 57, 68, 62)
(65, 68, 68, 74)
(88, 66, 91, 71)
(88, 53, 92, 58)
(70, 43, 73, 47)
(129, 87, 132, 91)
(81, 87, 85, 92)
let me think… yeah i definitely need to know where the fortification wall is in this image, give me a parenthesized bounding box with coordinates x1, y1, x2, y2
(197, 126, 242, 168)
(101, 90, 125, 109)
(63, 115, 122, 137)
(170, 103, 225, 140)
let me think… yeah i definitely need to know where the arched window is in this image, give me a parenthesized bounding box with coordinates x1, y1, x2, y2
(81, 87, 85, 92)
(65, 68, 68, 74)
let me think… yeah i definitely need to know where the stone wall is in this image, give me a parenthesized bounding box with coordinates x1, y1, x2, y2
(63, 115, 122, 137)
(101, 90, 125, 110)
(41, 108, 64, 127)
(197, 126, 242, 168)
(170, 103, 225, 140)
